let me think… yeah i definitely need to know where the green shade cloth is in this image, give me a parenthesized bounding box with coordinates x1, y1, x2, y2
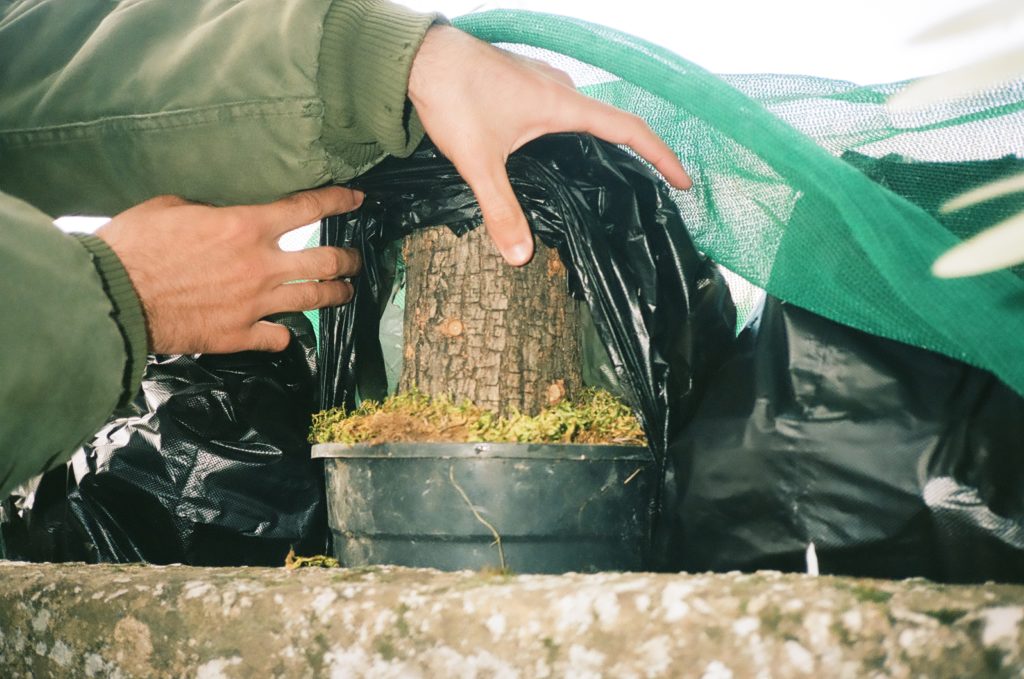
(453, 10, 1024, 398)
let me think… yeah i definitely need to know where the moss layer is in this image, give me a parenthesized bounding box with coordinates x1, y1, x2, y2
(309, 389, 646, 446)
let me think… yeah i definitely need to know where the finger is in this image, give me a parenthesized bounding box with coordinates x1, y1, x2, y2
(245, 321, 293, 353)
(266, 279, 355, 314)
(459, 158, 534, 266)
(279, 246, 362, 282)
(245, 186, 365, 240)
(556, 96, 693, 190)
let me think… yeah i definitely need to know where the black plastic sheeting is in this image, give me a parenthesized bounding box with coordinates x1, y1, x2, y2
(653, 298, 1024, 583)
(318, 134, 738, 464)
(1, 314, 325, 566)
(3, 134, 1021, 580)
(319, 135, 1024, 582)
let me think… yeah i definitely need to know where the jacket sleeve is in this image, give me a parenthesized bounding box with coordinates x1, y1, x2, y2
(0, 191, 148, 500)
(0, 0, 440, 218)
(0, 0, 437, 497)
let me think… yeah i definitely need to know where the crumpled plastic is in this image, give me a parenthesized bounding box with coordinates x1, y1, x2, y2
(318, 133, 738, 464)
(2, 313, 325, 565)
(319, 134, 1024, 582)
(9, 133, 1018, 581)
(653, 297, 1024, 583)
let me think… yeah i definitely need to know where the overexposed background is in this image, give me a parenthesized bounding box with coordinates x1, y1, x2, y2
(58, 0, 1016, 243)
(400, 0, 1019, 84)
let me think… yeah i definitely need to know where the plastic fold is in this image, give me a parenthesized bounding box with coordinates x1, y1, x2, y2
(2, 314, 325, 565)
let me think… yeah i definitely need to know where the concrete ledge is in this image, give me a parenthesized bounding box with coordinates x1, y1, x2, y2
(1, 562, 1022, 678)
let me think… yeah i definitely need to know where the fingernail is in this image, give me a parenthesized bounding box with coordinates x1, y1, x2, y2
(505, 241, 534, 266)
(342, 279, 356, 303)
(673, 171, 693, 191)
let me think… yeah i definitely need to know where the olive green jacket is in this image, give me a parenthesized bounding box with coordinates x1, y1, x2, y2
(0, 0, 437, 499)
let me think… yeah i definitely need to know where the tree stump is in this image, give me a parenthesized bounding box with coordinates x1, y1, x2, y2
(400, 226, 581, 416)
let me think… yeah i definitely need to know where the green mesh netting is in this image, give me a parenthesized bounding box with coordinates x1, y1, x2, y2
(453, 10, 1024, 398)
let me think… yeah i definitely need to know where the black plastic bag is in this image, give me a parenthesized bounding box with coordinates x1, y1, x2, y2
(654, 297, 1024, 583)
(3, 313, 325, 566)
(313, 133, 1024, 583)
(319, 134, 738, 465)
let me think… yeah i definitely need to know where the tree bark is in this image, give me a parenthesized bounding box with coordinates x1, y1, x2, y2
(400, 226, 581, 416)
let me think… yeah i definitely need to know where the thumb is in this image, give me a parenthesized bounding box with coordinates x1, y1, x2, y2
(246, 321, 293, 353)
(462, 160, 534, 266)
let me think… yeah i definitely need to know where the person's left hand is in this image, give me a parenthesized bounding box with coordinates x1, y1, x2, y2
(97, 187, 364, 355)
(408, 25, 692, 266)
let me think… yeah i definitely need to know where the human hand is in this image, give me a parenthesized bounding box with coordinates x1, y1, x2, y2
(408, 25, 692, 266)
(97, 187, 363, 354)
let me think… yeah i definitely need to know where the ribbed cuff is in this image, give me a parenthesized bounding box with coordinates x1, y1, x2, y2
(319, 0, 441, 164)
(72, 234, 148, 408)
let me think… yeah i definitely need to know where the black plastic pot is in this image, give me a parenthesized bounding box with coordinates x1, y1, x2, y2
(312, 442, 654, 574)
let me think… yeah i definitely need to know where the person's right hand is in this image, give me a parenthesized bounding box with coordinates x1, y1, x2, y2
(97, 186, 363, 355)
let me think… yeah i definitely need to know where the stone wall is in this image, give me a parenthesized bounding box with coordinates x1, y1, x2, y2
(1, 562, 1022, 678)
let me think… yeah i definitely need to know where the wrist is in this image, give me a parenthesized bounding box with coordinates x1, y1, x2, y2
(409, 24, 462, 110)
(319, 0, 441, 169)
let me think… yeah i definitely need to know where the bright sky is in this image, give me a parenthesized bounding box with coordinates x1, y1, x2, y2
(399, 0, 1020, 84)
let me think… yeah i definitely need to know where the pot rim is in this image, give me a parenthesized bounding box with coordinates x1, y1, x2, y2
(311, 441, 650, 461)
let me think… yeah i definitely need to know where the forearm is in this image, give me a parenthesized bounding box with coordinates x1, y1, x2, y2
(0, 0, 438, 217)
(0, 192, 147, 500)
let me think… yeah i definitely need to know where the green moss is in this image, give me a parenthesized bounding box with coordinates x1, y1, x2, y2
(849, 586, 893, 604)
(864, 652, 887, 671)
(395, 604, 410, 637)
(542, 637, 560, 665)
(758, 606, 806, 639)
(703, 626, 724, 641)
(309, 388, 646, 446)
(983, 647, 1005, 674)
(924, 608, 968, 626)
(760, 606, 783, 632)
(450, 569, 517, 593)
(832, 621, 853, 646)
(375, 638, 398, 661)
(305, 633, 329, 673)
(477, 566, 515, 580)
(284, 547, 340, 570)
